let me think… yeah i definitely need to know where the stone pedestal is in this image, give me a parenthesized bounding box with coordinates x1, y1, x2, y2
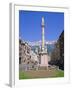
(39, 52, 49, 69)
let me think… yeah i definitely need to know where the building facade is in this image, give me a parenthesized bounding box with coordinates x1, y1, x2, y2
(19, 39, 39, 71)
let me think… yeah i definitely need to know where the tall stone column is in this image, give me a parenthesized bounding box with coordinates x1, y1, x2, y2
(41, 17, 45, 52)
(39, 16, 49, 69)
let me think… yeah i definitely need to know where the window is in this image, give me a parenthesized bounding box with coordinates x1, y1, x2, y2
(39, 57, 41, 64)
(19, 57, 21, 64)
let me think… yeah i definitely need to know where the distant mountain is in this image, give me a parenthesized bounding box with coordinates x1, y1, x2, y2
(21, 40, 57, 54)
(46, 44, 55, 54)
(29, 40, 56, 55)
(27, 40, 57, 46)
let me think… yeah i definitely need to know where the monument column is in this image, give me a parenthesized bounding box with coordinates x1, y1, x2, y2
(39, 16, 49, 69)
(41, 17, 45, 52)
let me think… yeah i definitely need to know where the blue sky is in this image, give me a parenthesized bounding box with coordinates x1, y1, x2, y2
(19, 10, 64, 42)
